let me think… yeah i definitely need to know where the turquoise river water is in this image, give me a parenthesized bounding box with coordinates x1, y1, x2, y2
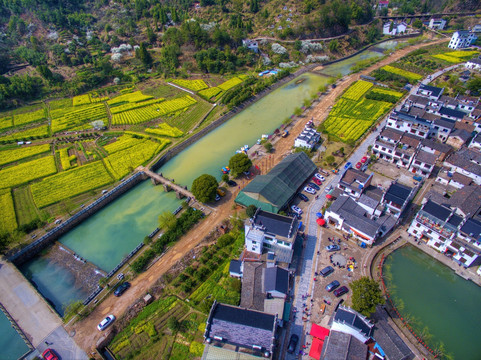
(4, 40, 404, 356)
(0, 311, 30, 359)
(383, 245, 481, 360)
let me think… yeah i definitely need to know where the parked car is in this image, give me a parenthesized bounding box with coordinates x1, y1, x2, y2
(215, 194, 221, 201)
(297, 193, 309, 202)
(324, 185, 333, 193)
(311, 177, 322, 185)
(217, 188, 226, 197)
(334, 286, 349, 297)
(227, 180, 237, 187)
(325, 244, 341, 252)
(361, 156, 368, 163)
(344, 162, 352, 170)
(325, 280, 340, 292)
(355, 162, 362, 169)
(97, 314, 116, 331)
(304, 187, 316, 195)
(114, 282, 131, 297)
(319, 266, 334, 277)
(42, 349, 59, 360)
(287, 334, 299, 354)
(308, 182, 320, 191)
(291, 205, 303, 215)
(314, 173, 326, 182)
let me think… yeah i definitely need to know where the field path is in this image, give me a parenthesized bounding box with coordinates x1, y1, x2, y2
(68, 36, 448, 355)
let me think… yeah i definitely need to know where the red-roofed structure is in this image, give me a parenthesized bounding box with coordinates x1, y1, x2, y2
(309, 337, 324, 359)
(310, 323, 329, 339)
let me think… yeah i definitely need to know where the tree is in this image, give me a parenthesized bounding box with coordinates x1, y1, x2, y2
(158, 211, 177, 230)
(412, 19, 423, 29)
(264, 142, 273, 153)
(329, 39, 339, 53)
(325, 155, 335, 164)
(192, 174, 218, 203)
(246, 205, 258, 218)
(222, 174, 229, 183)
(136, 42, 152, 66)
(228, 153, 252, 177)
(350, 277, 385, 316)
(167, 317, 181, 332)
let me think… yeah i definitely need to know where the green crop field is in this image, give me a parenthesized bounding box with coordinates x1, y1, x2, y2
(164, 100, 212, 132)
(198, 87, 222, 100)
(0, 189, 18, 233)
(111, 96, 197, 125)
(103, 140, 168, 180)
(31, 160, 113, 208)
(13, 108, 46, 126)
(145, 123, 184, 138)
(51, 103, 108, 133)
(381, 65, 423, 81)
(171, 79, 208, 92)
(218, 77, 243, 91)
(13, 186, 39, 226)
(342, 80, 373, 101)
(49, 98, 72, 110)
(107, 91, 154, 107)
(0, 144, 51, 166)
(432, 51, 479, 63)
(58, 147, 73, 170)
(109, 98, 165, 114)
(103, 135, 145, 154)
(0, 156, 57, 189)
(0, 115, 13, 130)
(0, 125, 49, 142)
(369, 88, 404, 98)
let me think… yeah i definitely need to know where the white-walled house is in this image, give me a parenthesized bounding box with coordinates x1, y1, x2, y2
(448, 30, 477, 49)
(429, 18, 446, 30)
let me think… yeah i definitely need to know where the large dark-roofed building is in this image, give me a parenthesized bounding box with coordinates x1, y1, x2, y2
(235, 152, 317, 213)
(382, 181, 414, 218)
(204, 301, 277, 358)
(320, 330, 368, 360)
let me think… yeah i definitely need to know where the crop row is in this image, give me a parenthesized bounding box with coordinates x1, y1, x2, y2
(0, 116, 13, 130)
(107, 91, 154, 106)
(342, 80, 373, 101)
(171, 79, 208, 92)
(31, 161, 113, 208)
(218, 77, 243, 91)
(51, 103, 108, 133)
(381, 65, 422, 81)
(111, 96, 197, 125)
(103, 135, 146, 154)
(0, 156, 57, 189)
(14, 109, 46, 126)
(370, 88, 404, 98)
(145, 123, 183, 138)
(58, 148, 72, 170)
(104, 140, 168, 180)
(0, 125, 49, 142)
(73, 94, 91, 106)
(0, 144, 51, 166)
(198, 87, 222, 99)
(0, 189, 17, 233)
(48, 98, 72, 110)
(109, 98, 165, 114)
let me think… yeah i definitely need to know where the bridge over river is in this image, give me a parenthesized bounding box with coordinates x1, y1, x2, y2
(137, 166, 195, 200)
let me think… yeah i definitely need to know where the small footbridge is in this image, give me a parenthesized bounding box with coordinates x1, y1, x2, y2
(137, 166, 195, 200)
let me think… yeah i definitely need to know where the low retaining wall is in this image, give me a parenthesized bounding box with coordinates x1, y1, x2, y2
(9, 172, 146, 266)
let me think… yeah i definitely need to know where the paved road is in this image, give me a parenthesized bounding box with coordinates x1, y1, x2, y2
(0, 258, 87, 360)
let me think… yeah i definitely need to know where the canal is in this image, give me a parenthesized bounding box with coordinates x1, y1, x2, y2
(15, 39, 404, 319)
(0, 310, 30, 359)
(383, 245, 481, 360)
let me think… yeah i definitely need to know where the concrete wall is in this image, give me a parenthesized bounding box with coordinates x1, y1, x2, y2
(9, 172, 146, 266)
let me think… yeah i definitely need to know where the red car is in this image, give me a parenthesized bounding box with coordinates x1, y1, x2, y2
(361, 156, 368, 163)
(43, 349, 59, 360)
(311, 177, 322, 185)
(355, 162, 362, 169)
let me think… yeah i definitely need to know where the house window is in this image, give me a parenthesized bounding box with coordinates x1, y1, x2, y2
(427, 230, 432, 234)
(416, 223, 421, 227)
(264, 243, 272, 249)
(251, 240, 256, 244)
(413, 230, 418, 234)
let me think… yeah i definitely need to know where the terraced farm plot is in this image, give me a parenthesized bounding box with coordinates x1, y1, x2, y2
(432, 50, 479, 63)
(13, 186, 38, 226)
(51, 103, 108, 133)
(31, 160, 114, 208)
(0, 144, 51, 166)
(0, 156, 57, 189)
(107, 91, 154, 107)
(103, 135, 145, 154)
(104, 140, 168, 179)
(381, 65, 423, 81)
(341, 80, 373, 101)
(109, 98, 165, 114)
(171, 79, 208, 92)
(73, 94, 91, 106)
(198, 87, 222, 100)
(164, 100, 212, 132)
(0, 116, 13, 131)
(370, 88, 404, 98)
(145, 123, 183, 138)
(218, 77, 243, 91)
(13, 108, 46, 126)
(0, 189, 17, 233)
(58, 148, 72, 170)
(49, 98, 72, 110)
(0, 125, 49, 142)
(111, 96, 197, 125)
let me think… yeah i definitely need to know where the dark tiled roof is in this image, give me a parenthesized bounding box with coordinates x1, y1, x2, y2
(391, 111, 430, 125)
(264, 266, 289, 295)
(460, 218, 481, 239)
(433, 117, 456, 130)
(448, 185, 481, 216)
(405, 106, 426, 118)
(448, 214, 463, 227)
(240, 262, 265, 311)
(422, 200, 451, 221)
(449, 129, 472, 142)
(400, 133, 421, 148)
(454, 121, 475, 133)
(254, 210, 297, 238)
(207, 303, 276, 350)
(363, 186, 384, 202)
(421, 138, 452, 153)
(418, 84, 443, 98)
(334, 306, 374, 338)
(471, 132, 481, 144)
(384, 182, 413, 206)
(446, 148, 481, 176)
(321, 330, 368, 360)
(329, 196, 381, 237)
(229, 260, 242, 274)
(439, 106, 466, 119)
(340, 168, 370, 187)
(415, 150, 437, 165)
(407, 94, 429, 106)
(380, 127, 403, 141)
(358, 193, 380, 209)
(419, 111, 440, 122)
(467, 58, 481, 65)
(451, 172, 473, 185)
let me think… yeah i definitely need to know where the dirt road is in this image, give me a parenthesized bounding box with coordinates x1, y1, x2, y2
(69, 36, 447, 354)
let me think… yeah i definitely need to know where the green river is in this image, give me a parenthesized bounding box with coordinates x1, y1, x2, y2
(383, 245, 481, 360)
